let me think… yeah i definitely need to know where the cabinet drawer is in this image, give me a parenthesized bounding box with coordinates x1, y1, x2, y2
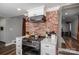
(41, 49, 56, 55)
(41, 43, 56, 47)
(41, 45, 56, 55)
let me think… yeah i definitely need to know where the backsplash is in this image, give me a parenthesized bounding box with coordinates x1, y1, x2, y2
(25, 10, 59, 36)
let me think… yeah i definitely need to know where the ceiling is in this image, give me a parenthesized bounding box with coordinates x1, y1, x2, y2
(62, 4, 79, 16)
(0, 3, 69, 17)
(62, 4, 79, 22)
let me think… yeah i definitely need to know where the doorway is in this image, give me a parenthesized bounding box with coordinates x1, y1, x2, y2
(60, 4, 79, 54)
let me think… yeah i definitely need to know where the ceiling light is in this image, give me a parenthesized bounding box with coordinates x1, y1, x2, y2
(65, 13, 68, 15)
(17, 8, 21, 11)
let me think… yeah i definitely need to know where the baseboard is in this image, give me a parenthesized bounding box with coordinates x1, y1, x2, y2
(5, 43, 14, 46)
(71, 35, 77, 40)
(5, 40, 16, 46)
(58, 48, 79, 54)
(61, 37, 65, 43)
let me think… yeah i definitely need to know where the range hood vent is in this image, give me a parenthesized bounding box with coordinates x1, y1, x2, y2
(29, 15, 46, 23)
(27, 6, 46, 23)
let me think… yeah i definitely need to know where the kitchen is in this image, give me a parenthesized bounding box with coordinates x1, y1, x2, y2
(16, 5, 59, 55)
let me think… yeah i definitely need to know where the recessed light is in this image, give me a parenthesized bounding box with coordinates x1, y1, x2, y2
(65, 13, 68, 15)
(17, 8, 21, 11)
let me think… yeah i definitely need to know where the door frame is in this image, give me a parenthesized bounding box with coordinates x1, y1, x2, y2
(59, 3, 79, 54)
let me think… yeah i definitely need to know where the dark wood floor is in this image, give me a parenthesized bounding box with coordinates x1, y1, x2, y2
(62, 36, 79, 51)
(1, 37, 79, 55)
(0, 44, 16, 55)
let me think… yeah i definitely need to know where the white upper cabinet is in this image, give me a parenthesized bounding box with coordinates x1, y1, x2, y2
(27, 6, 46, 17)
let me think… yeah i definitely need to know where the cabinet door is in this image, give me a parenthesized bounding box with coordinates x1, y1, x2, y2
(41, 44, 56, 55)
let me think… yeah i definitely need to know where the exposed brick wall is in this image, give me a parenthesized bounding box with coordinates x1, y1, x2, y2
(25, 10, 59, 36)
(46, 10, 58, 33)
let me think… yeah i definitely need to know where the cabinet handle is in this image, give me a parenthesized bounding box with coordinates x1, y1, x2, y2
(45, 45, 49, 47)
(45, 53, 50, 55)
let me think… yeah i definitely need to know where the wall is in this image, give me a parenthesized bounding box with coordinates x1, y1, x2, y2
(58, 8, 65, 48)
(62, 21, 69, 32)
(0, 18, 6, 42)
(0, 16, 23, 43)
(71, 15, 78, 39)
(5, 16, 23, 43)
(26, 10, 59, 36)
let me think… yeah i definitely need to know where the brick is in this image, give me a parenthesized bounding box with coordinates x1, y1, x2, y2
(25, 10, 59, 36)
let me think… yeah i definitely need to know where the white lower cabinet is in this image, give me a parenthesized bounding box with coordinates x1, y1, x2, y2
(16, 37, 22, 55)
(41, 44, 56, 55)
(41, 35, 57, 55)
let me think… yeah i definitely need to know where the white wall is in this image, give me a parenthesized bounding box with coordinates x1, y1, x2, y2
(71, 15, 78, 39)
(58, 8, 65, 48)
(62, 21, 69, 32)
(0, 18, 6, 42)
(0, 16, 23, 44)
